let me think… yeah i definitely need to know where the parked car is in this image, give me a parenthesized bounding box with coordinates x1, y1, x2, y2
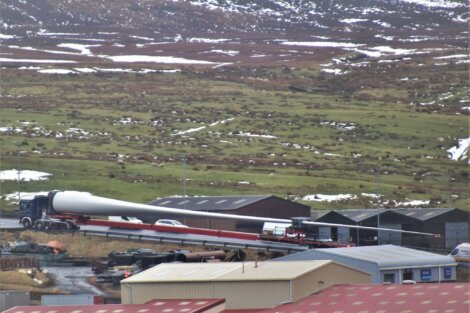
(154, 219, 188, 227)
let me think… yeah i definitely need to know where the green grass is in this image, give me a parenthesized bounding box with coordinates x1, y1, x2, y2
(1, 55, 468, 214)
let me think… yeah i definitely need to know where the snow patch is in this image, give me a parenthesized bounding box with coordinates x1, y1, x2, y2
(38, 69, 77, 74)
(398, 0, 465, 8)
(105, 55, 215, 64)
(188, 38, 231, 43)
(303, 194, 357, 202)
(174, 118, 234, 135)
(234, 131, 277, 139)
(281, 41, 364, 48)
(0, 58, 77, 63)
(0, 33, 17, 39)
(0, 169, 52, 181)
(2, 191, 50, 202)
(447, 136, 470, 163)
(57, 43, 100, 56)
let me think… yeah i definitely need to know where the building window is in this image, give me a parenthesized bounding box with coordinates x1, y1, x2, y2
(384, 273, 395, 283)
(403, 269, 413, 281)
(421, 269, 432, 281)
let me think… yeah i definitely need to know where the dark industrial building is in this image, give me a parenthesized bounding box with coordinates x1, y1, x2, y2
(146, 195, 310, 233)
(316, 208, 470, 249)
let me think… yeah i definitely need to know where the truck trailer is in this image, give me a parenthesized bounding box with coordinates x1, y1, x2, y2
(17, 191, 438, 247)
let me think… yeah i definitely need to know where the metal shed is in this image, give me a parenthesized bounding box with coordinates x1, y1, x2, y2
(275, 244, 457, 284)
(120, 260, 371, 309)
(392, 208, 470, 248)
(316, 208, 470, 249)
(147, 195, 310, 233)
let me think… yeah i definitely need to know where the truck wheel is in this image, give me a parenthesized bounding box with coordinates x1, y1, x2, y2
(22, 219, 32, 229)
(35, 221, 44, 230)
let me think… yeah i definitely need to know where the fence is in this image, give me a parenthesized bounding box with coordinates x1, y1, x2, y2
(0, 256, 39, 271)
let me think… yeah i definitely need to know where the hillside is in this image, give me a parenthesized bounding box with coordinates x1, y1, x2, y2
(0, 0, 468, 212)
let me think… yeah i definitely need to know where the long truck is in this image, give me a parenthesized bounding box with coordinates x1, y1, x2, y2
(18, 191, 437, 248)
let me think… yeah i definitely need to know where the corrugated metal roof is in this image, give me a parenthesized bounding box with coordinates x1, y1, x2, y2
(148, 195, 273, 211)
(276, 245, 456, 269)
(223, 283, 470, 313)
(333, 209, 379, 222)
(391, 208, 456, 220)
(322, 208, 460, 222)
(4, 299, 225, 313)
(122, 261, 332, 283)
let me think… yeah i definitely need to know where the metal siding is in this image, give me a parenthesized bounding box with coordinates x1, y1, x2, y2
(319, 226, 331, 240)
(213, 281, 290, 309)
(122, 282, 214, 304)
(236, 197, 310, 233)
(338, 227, 350, 243)
(445, 222, 469, 248)
(0, 291, 30, 312)
(379, 224, 402, 245)
(280, 250, 380, 283)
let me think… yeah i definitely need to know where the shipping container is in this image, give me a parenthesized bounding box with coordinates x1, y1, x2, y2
(41, 294, 104, 306)
(0, 291, 30, 312)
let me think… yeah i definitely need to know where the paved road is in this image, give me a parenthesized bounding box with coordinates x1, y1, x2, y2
(45, 266, 104, 295)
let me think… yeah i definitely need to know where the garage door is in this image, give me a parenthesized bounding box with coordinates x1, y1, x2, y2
(318, 227, 331, 240)
(338, 227, 350, 243)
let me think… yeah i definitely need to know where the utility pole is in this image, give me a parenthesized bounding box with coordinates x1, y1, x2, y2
(181, 154, 187, 211)
(17, 143, 21, 201)
(376, 168, 381, 245)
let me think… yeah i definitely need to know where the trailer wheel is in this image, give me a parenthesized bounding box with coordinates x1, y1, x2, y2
(22, 219, 32, 229)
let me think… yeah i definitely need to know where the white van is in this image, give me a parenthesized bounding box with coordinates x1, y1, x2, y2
(108, 216, 143, 224)
(262, 222, 291, 236)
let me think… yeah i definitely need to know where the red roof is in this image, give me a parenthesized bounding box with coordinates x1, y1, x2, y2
(224, 283, 470, 313)
(4, 298, 225, 313)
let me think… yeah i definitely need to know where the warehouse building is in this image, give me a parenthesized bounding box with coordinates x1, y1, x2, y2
(316, 208, 469, 248)
(147, 195, 310, 233)
(393, 208, 470, 248)
(120, 260, 371, 309)
(276, 244, 457, 284)
(228, 283, 469, 313)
